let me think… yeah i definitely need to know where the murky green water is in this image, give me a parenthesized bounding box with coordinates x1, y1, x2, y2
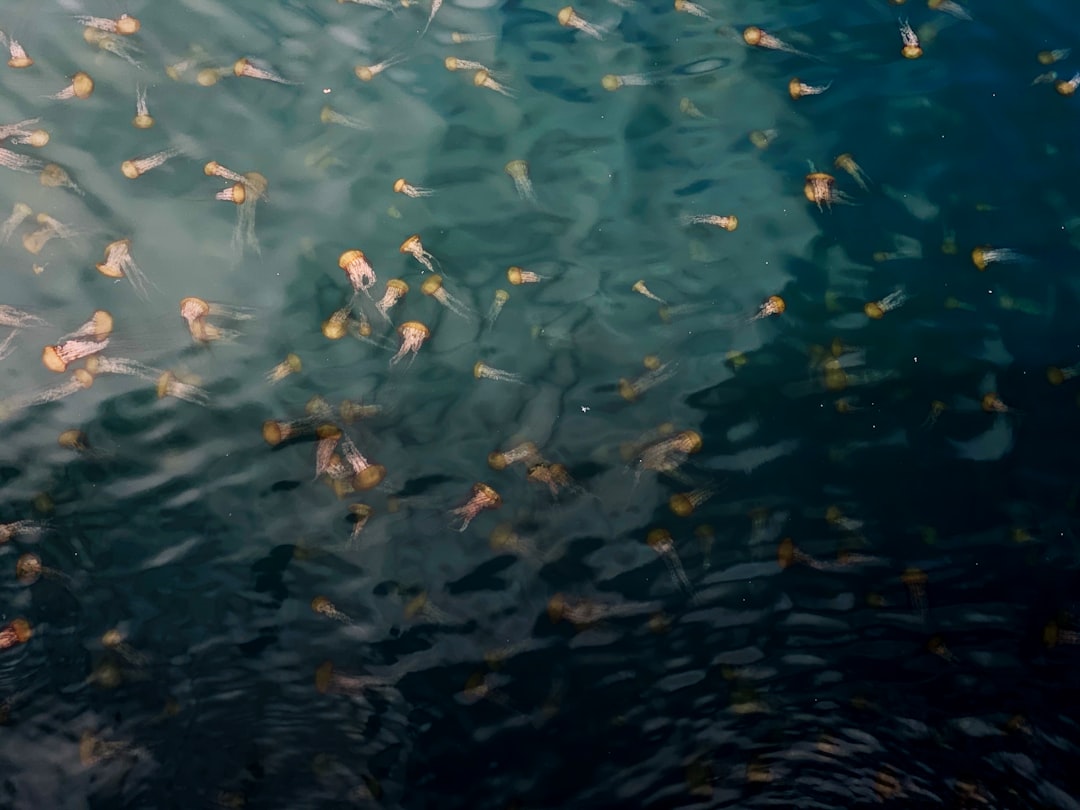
(2, 0, 1080, 807)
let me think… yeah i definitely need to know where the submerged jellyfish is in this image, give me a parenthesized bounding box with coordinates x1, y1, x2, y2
(504, 160, 537, 203)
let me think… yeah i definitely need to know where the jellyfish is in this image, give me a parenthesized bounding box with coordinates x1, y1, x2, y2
(631, 280, 666, 306)
(311, 596, 353, 624)
(390, 321, 431, 366)
(354, 54, 407, 81)
(340, 400, 381, 422)
(472, 68, 514, 97)
(266, 353, 302, 383)
(0, 370, 94, 421)
(490, 523, 544, 563)
(1038, 48, 1071, 65)
(901, 567, 929, 619)
(403, 590, 459, 625)
(339, 249, 377, 297)
(834, 153, 871, 190)
(899, 19, 922, 59)
(981, 392, 1014, 414)
(600, 73, 658, 91)
(488, 441, 542, 470)
(0, 619, 31, 650)
(474, 361, 525, 384)
(673, 0, 710, 19)
(0, 521, 49, 544)
(421, 275, 473, 319)
(451, 31, 496, 43)
(864, 288, 908, 319)
(180, 297, 251, 343)
(646, 529, 695, 597)
(121, 148, 182, 179)
(38, 163, 82, 196)
(102, 629, 148, 667)
(320, 105, 371, 132)
(742, 26, 816, 59)
(788, 77, 831, 99)
(547, 593, 651, 630)
(83, 28, 143, 67)
(196, 66, 233, 86)
(636, 430, 702, 481)
(131, 86, 154, 129)
(449, 483, 502, 531)
(804, 172, 853, 211)
(526, 462, 576, 498)
(50, 72, 95, 100)
(347, 504, 373, 546)
(749, 128, 779, 149)
(485, 289, 510, 331)
(75, 14, 140, 34)
(0, 31, 33, 68)
(556, 6, 605, 39)
(375, 279, 409, 321)
(393, 178, 435, 197)
(506, 266, 546, 285)
(95, 238, 151, 298)
(680, 97, 706, 118)
(971, 246, 1030, 271)
(399, 234, 439, 273)
(84, 355, 161, 382)
(921, 400, 946, 428)
(504, 160, 537, 203)
(681, 213, 738, 231)
(262, 415, 326, 447)
(156, 371, 209, 405)
(42, 316, 111, 371)
(233, 57, 298, 84)
(668, 486, 717, 517)
(619, 359, 677, 402)
(339, 434, 387, 491)
(79, 731, 139, 767)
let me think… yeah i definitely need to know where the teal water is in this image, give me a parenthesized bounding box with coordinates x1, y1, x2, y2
(2, 0, 1080, 807)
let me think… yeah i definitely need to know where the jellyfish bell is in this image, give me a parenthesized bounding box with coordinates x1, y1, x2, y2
(71, 72, 95, 99)
(115, 14, 141, 35)
(352, 464, 387, 491)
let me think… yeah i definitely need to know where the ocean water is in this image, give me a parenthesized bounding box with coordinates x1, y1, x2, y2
(2, 0, 1080, 807)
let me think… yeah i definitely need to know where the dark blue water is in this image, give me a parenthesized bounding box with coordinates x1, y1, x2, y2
(2, 1, 1080, 808)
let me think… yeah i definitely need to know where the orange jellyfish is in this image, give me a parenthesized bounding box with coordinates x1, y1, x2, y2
(399, 234, 438, 273)
(339, 249, 377, 297)
(557, 6, 604, 39)
(390, 321, 430, 366)
(750, 295, 786, 321)
(375, 279, 409, 321)
(788, 77, 831, 99)
(899, 19, 922, 58)
(804, 172, 852, 211)
(646, 529, 695, 597)
(421, 275, 474, 319)
(50, 72, 95, 100)
(0, 619, 31, 651)
(449, 483, 501, 531)
(742, 26, 816, 58)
